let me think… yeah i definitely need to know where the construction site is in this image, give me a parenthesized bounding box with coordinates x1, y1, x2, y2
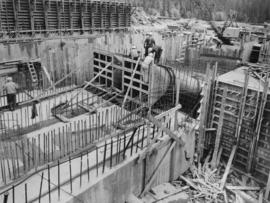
(0, 0, 269, 202)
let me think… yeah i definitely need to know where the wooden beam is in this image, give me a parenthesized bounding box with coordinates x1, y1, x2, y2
(198, 64, 212, 161)
(69, 1, 74, 34)
(116, 3, 120, 28)
(54, 114, 70, 123)
(69, 62, 112, 105)
(225, 186, 261, 191)
(148, 115, 185, 146)
(42, 66, 55, 90)
(179, 175, 200, 191)
(248, 74, 269, 172)
(80, 1, 85, 33)
(100, 3, 104, 29)
(235, 70, 249, 142)
(122, 57, 141, 108)
(108, 3, 112, 28)
(56, 1, 62, 34)
(220, 145, 237, 189)
(265, 170, 270, 200)
(43, 0, 49, 34)
(12, 0, 18, 36)
(139, 141, 176, 197)
(170, 70, 181, 181)
(90, 2, 94, 30)
(28, 0, 35, 35)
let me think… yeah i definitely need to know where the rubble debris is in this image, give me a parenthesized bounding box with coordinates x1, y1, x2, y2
(176, 158, 266, 203)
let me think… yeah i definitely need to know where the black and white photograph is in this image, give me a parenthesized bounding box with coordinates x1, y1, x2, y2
(0, 0, 269, 202)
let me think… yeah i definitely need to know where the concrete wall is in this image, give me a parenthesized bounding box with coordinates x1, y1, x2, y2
(0, 30, 192, 86)
(66, 127, 195, 203)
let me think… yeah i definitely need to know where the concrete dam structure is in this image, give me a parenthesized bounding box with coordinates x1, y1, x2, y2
(0, 0, 269, 203)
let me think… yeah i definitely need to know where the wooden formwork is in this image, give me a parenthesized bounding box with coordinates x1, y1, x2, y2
(207, 65, 270, 184)
(92, 49, 175, 110)
(0, 0, 131, 39)
(93, 50, 150, 106)
(254, 94, 270, 181)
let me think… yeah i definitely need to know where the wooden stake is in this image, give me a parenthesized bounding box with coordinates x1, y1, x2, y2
(69, 157, 72, 193)
(48, 164, 51, 203)
(87, 151, 90, 182)
(57, 160, 60, 201)
(265, 170, 270, 200)
(102, 141, 107, 173)
(38, 172, 44, 203)
(220, 145, 237, 189)
(110, 138, 113, 168)
(24, 183, 28, 203)
(12, 185, 15, 203)
(96, 147, 99, 177)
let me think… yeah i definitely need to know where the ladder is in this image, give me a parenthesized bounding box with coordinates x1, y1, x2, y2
(27, 62, 38, 86)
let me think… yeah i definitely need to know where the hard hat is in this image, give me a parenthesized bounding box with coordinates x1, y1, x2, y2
(6, 77, 12, 82)
(132, 45, 136, 49)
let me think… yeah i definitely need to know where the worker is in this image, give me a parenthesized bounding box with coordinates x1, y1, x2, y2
(151, 45, 163, 64)
(130, 45, 139, 60)
(3, 77, 19, 111)
(141, 53, 154, 83)
(144, 32, 155, 57)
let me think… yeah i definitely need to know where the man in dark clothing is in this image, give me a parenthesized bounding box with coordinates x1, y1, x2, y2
(3, 77, 18, 111)
(144, 33, 155, 57)
(151, 45, 163, 64)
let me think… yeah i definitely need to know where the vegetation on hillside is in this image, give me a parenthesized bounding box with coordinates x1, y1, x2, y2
(134, 0, 270, 23)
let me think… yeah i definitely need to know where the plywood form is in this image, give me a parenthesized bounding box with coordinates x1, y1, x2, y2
(0, 0, 131, 38)
(209, 74, 270, 184)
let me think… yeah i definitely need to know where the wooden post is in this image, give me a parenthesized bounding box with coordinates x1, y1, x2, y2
(38, 172, 44, 203)
(102, 141, 107, 173)
(48, 164, 51, 203)
(12, 0, 18, 37)
(69, 157, 72, 193)
(80, 1, 85, 34)
(170, 70, 181, 181)
(265, 170, 270, 200)
(96, 147, 99, 176)
(197, 64, 212, 162)
(248, 73, 269, 172)
(69, 1, 74, 34)
(28, 0, 35, 36)
(24, 183, 28, 203)
(220, 145, 237, 189)
(57, 160, 60, 200)
(43, 0, 49, 35)
(122, 57, 141, 108)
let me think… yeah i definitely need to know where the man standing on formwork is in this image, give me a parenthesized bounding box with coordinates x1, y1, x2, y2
(130, 45, 140, 60)
(144, 33, 155, 57)
(141, 53, 154, 83)
(3, 77, 19, 111)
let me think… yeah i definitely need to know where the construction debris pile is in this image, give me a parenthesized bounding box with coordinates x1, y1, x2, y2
(177, 160, 264, 203)
(131, 7, 159, 25)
